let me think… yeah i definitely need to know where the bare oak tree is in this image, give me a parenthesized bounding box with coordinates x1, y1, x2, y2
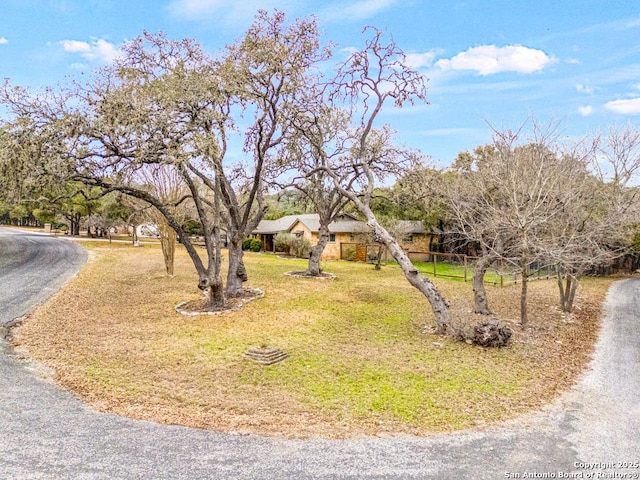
(448, 121, 601, 324)
(549, 125, 640, 312)
(322, 28, 452, 334)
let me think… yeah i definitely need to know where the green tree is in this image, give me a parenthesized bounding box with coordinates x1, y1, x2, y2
(278, 105, 353, 276)
(2, 11, 328, 309)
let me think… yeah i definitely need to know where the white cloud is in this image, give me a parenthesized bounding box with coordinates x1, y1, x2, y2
(0, 37, 8, 45)
(60, 38, 120, 63)
(61, 39, 92, 54)
(435, 45, 557, 76)
(604, 97, 640, 115)
(405, 51, 440, 69)
(576, 82, 594, 95)
(578, 105, 593, 117)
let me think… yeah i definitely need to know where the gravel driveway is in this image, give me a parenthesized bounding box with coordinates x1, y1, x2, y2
(1, 227, 638, 479)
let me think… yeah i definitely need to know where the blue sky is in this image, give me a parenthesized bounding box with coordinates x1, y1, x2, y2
(1, 0, 640, 165)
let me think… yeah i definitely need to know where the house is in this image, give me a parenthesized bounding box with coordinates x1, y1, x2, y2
(388, 220, 442, 262)
(253, 214, 441, 262)
(253, 213, 369, 260)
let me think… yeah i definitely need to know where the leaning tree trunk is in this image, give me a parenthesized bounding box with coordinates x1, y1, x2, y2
(226, 239, 248, 298)
(472, 254, 494, 315)
(306, 224, 330, 276)
(364, 211, 451, 334)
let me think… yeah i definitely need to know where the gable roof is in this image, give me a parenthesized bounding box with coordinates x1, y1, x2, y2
(254, 214, 441, 236)
(252, 215, 300, 234)
(254, 213, 368, 235)
(295, 215, 369, 234)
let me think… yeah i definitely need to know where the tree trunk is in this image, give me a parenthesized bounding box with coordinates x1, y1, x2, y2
(306, 224, 330, 276)
(520, 260, 529, 326)
(472, 254, 493, 315)
(198, 274, 225, 308)
(557, 271, 581, 313)
(70, 213, 81, 236)
(226, 241, 248, 298)
(176, 226, 225, 310)
(364, 210, 451, 334)
(131, 224, 139, 246)
(566, 276, 579, 311)
(374, 244, 384, 270)
(158, 218, 176, 276)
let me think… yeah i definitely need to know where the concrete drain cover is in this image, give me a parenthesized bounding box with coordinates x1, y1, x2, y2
(244, 346, 289, 365)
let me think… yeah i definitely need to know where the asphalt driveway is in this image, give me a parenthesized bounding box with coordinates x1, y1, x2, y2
(1, 227, 638, 479)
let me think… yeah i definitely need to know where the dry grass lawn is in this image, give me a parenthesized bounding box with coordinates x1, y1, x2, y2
(12, 242, 613, 438)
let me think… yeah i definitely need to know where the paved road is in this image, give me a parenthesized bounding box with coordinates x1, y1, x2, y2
(0, 228, 87, 328)
(1, 228, 639, 479)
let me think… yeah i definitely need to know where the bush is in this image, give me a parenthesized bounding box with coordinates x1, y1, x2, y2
(250, 239, 263, 252)
(294, 237, 311, 258)
(242, 238, 254, 251)
(343, 244, 357, 261)
(274, 232, 310, 258)
(182, 220, 203, 236)
(274, 232, 293, 253)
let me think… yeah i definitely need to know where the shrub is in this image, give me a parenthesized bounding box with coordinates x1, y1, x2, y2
(242, 238, 254, 251)
(250, 239, 263, 252)
(293, 237, 311, 258)
(274, 232, 310, 258)
(343, 244, 357, 261)
(274, 232, 293, 253)
(182, 219, 203, 236)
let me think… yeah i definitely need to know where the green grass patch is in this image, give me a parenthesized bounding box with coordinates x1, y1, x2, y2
(410, 260, 506, 284)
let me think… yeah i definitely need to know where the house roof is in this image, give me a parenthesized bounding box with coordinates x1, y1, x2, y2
(254, 214, 441, 236)
(395, 220, 443, 235)
(254, 213, 368, 235)
(252, 215, 300, 234)
(294, 214, 369, 234)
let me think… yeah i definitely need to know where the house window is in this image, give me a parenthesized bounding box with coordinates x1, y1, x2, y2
(329, 233, 336, 242)
(402, 234, 414, 243)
